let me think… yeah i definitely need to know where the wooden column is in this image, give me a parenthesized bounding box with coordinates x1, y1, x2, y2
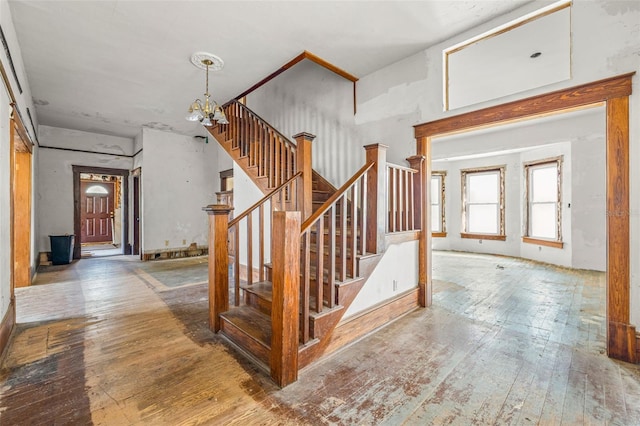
(364, 143, 388, 254)
(294, 132, 315, 220)
(416, 137, 432, 308)
(606, 96, 636, 363)
(407, 155, 425, 232)
(203, 204, 232, 332)
(270, 211, 301, 387)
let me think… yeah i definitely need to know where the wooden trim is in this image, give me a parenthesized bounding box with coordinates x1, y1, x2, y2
(204, 205, 232, 331)
(302, 51, 358, 82)
(444, 2, 571, 57)
(461, 233, 506, 241)
(443, 1, 571, 109)
(432, 232, 447, 238)
(415, 73, 636, 364)
(416, 73, 634, 138)
(607, 96, 631, 361)
(0, 299, 15, 362)
(11, 105, 32, 152)
(385, 230, 420, 246)
(315, 289, 419, 363)
(522, 237, 563, 248)
(235, 50, 358, 101)
(270, 211, 301, 387)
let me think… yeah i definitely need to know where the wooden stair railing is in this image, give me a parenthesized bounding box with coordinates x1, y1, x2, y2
(211, 100, 297, 192)
(299, 161, 374, 343)
(387, 162, 420, 233)
(227, 172, 302, 301)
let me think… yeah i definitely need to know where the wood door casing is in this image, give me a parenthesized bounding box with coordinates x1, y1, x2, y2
(81, 181, 114, 244)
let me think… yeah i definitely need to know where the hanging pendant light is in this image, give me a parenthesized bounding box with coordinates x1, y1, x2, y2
(186, 52, 228, 126)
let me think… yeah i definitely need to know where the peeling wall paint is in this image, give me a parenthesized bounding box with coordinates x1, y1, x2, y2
(140, 127, 219, 253)
(37, 125, 133, 252)
(355, 0, 640, 325)
(247, 60, 365, 187)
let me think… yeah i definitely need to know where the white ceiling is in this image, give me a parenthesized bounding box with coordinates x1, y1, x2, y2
(9, 0, 533, 139)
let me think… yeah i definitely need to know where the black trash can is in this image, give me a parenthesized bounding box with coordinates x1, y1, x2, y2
(49, 234, 75, 265)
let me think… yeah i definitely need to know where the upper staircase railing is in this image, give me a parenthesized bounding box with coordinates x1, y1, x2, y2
(387, 162, 420, 233)
(219, 101, 297, 189)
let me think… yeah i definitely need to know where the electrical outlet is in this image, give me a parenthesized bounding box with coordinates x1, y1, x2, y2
(165, 240, 169, 247)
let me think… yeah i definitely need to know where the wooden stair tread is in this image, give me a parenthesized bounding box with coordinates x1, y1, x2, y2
(220, 306, 272, 348)
(240, 281, 273, 302)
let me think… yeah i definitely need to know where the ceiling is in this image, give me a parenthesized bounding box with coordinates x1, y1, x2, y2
(9, 0, 534, 139)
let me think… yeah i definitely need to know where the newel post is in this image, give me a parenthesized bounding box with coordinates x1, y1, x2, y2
(416, 136, 432, 307)
(407, 155, 425, 237)
(270, 211, 301, 387)
(203, 204, 233, 331)
(294, 132, 315, 221)
(364, 143, 388, 254)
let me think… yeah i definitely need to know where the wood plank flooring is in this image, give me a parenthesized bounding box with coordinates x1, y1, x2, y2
(1, 251, 638, 424)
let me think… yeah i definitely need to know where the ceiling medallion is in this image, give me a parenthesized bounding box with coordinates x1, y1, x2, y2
(190, 52, 224, 71)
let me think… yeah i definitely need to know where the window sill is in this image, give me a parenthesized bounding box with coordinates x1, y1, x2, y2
(432, 232, 447, 238)
(460, 233, 506, 241)
(522, 237, 564, 248)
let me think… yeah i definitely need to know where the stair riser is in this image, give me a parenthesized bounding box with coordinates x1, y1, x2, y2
(220, 317, 270, 365)
(244, 291, 272, 316)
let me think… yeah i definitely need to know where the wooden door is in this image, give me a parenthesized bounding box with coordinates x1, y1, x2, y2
(11, 118, 32, 288)
(81, 181, 114, 243)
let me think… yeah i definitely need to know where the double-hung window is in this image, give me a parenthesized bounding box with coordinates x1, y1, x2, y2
(461, 166, 505, 240)
(524, 158, 563, 247)
(431, 172, 446, 237)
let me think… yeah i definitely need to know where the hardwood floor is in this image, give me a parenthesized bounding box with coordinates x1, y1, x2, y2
(1, 252, 638, 424)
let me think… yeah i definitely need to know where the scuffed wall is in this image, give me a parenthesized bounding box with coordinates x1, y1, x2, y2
(247, 60, 365, 187)
(356, 0, 639, 324)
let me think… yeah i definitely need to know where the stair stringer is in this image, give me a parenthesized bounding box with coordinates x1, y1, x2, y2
(207, 124, 337, 198)
(298, 238, 421, 368)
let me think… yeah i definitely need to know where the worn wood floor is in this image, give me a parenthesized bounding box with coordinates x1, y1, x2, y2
(1, 251, 638, 424)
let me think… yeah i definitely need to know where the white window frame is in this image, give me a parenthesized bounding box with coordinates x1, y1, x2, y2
(461, 165, 506, 240)
(431, 171, 446, 236)
(523, 157, 563, 248)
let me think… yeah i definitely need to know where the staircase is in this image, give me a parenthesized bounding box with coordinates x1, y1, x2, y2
(204, 100, 424, 386)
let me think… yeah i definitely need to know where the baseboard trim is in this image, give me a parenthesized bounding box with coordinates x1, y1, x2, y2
(0, 299, 16, 363)
(608, 320, 637, 364)
(142, 245, 208, 261)
(319, 289, 419, 361)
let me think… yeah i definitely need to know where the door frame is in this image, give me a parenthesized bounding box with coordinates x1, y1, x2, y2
(414, 72, 636, 363)
(72, 165, 130, 259)
(132, 167, 141, 257)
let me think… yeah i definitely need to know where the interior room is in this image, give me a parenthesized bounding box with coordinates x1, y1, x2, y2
(0, 0, 638, 424)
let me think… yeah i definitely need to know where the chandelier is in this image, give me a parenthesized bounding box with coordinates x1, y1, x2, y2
(186, 52, 228, 126)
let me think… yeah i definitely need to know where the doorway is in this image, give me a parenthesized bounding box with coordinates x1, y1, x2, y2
(11, 115, 32, 289)
(72, 166, 130, 259)
(415, 73, 635, 363)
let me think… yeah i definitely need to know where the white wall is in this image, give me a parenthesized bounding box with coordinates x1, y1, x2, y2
(37, 125, 133, 252)
(345, 241, 419, 318)
(355, 0, 640, 324)
(247, 60, 365, 187)
(140, 127, 218, 253)
(0, 0, 39, 325)
(0, 82, 12, 322)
